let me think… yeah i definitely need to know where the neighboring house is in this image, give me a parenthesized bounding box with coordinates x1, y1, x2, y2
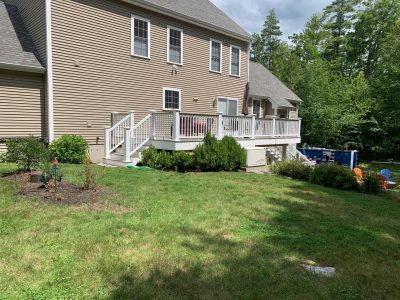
(0, 0, 302, 166)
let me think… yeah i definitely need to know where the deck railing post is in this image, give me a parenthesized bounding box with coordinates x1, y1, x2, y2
(217, 112, 223, 140)
(172, 110, 180, 142)
(128, 111, 135, 128)
(149, 110, 156, 140)
(298, 118, 302, 138)
(286, 119, 290, 137)
(104, 126, 111, 159)
(272, 117, 276, 138)
(124, 127, 131, 163)
(250, 114, 256, 140)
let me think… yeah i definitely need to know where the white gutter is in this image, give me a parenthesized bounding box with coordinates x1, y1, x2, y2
(45, 0, 54, 142)
(0, 62, 45, 74)
(122, 0, 252, 43)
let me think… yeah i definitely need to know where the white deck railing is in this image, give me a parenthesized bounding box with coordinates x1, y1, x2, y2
(105, 110, 301, 160)
(149, 111, 301, 141)
(104, 112, 134, 159)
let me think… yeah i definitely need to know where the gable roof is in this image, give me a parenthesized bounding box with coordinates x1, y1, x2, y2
(249, 61, 301, 108)
(0, 1, 44, 73)
(123, 0, 251, 41)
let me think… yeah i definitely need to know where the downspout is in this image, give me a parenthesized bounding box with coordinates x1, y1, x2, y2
(247, 42, 251, 83)
(45, 0, 54, 142)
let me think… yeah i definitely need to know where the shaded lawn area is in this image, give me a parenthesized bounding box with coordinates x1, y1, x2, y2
(1, 163, 400, 299)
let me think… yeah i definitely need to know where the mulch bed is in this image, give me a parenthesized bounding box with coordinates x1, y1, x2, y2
(2, 172, 135, 214)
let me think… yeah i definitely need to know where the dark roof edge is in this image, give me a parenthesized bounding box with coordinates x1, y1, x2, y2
(122, 0, 252, 42)
(0, 62, 46, 74)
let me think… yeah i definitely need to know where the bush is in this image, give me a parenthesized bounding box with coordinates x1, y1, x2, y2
(311, 163, 358, 190)
(141, 134, 245, 172)
(141, 146, 159, 168)
(272, 160, 313, 180)
(193, 134, 229, 171)
(49, 135, 88, 164)
(0, 152, 6, 163)
(173, 151, 193, 172)
(5, 136, 48, 172)
(221, 136, 246, 171)
(141, 146, 174, 170)
(362, 172, 382, 194)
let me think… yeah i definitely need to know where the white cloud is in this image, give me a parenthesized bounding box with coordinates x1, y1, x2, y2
(211, 0, 332, 40)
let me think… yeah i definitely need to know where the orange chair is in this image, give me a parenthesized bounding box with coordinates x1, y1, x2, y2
(354, 167, 363, 184)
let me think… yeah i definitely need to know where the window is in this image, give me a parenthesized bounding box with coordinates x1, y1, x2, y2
(167, 26, 183, 65)
(131, 15, 150, 58)
(253, 99, 261, 118)
(217, 97, 238, 115)
(163, 88, 181, 110)
(210, 39, 222, 73)
(230, 45, 241, 76)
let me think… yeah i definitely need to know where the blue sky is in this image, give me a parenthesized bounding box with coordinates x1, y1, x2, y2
(210, 0, 332, 39)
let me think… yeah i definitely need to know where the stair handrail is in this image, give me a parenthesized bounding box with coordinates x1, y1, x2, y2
(124, 114, 152, 162)
(104, 112, 134, 159)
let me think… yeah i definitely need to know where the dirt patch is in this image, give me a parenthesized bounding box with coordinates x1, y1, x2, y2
(3, 173, 135, 214)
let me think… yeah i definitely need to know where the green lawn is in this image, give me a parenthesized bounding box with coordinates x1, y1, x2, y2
(1, 163, 400, 299)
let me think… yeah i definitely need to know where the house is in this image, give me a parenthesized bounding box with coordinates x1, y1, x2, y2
(0, 0, 302, 166)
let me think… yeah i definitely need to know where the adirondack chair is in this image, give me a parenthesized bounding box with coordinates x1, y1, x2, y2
(380, 169, 397, 187)
(354, 167, 364, 184)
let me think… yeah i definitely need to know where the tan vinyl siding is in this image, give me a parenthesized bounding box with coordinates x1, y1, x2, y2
(0, 70, 46, 149)
(51, 0, 249, 144)
(4, 0, 47, 66)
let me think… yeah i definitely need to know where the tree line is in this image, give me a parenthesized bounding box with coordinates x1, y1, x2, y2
(251, 0, 400, 160)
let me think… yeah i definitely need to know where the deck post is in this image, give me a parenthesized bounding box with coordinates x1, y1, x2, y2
(124, 127, 131, 163)
(172, 110, 180, 142)
(149, 110, 156, 140)
(104, 126, 111, 159)
(250, 114, 256, 140)
(128, 111, 135, 128)
(272, 117, 276, 138)
(217, 112, 223, 140)
(298, 118, 302, 138)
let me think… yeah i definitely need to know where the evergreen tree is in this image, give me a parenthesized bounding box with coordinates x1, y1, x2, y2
(250, 33, 265, 64)
(322, 0, 360, 72)
(261, 9, 283, 70)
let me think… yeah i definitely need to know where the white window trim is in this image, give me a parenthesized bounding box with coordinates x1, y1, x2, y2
(167, 25, 183, 65)
(131, 14, 151, 59)
(163, 87, 182, 111)
(229, 44, 241, 77)
(210, 38, 222, 73)
(216, 96, 239, 116)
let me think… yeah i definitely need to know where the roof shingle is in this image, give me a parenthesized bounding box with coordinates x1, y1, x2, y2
(0, 1, 44, 72)
(249, 61, 301, 108)
(134, 0, 251, 41)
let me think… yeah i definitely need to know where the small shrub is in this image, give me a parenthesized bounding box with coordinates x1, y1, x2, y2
(141, 146, 159, 168)
(221, 136, 246, 171)
(81, 155, 97, 191)
(0, 152, 6, 163)
(193, 133, 229, 171)
(157, 151, 174, 170)
(49, 135, 88, 164)
(362, 172, 382, 194)
(6, 136, 48, 172)
(272, 160, 313, 180)
(311, 163, 358, 190)
(173, 152, 193, 172)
